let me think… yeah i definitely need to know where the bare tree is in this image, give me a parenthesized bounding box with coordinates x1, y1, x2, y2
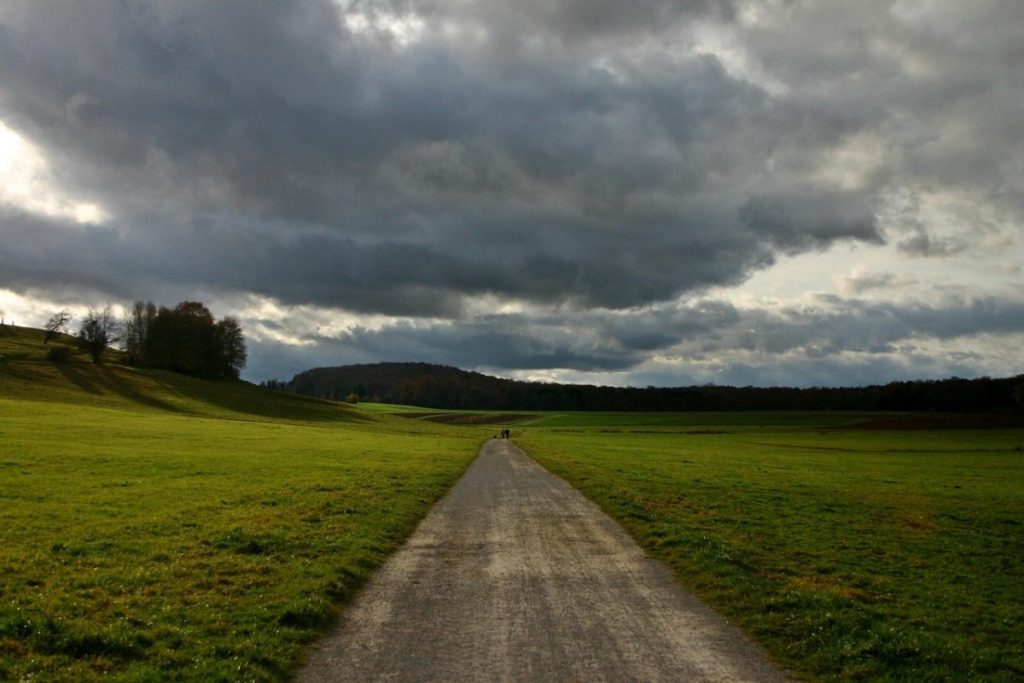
(0, 309, 5, 326)
(77, 306, 121, 364)
(44, 309, 72, 344)
(123, 300, 156, 365)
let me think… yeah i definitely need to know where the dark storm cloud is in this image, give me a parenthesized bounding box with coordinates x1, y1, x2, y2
(406, 0, 737, 44)
(740, 191, 881, 252)
(1, 1, 1021, 384)
(737, 1, 1024, 229)
(0, 0, 896, 314)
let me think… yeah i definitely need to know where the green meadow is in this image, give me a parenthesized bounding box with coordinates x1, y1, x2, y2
(515, 416, 1024, 681)
(0, 327, 482, 681)
(3, 326, 1022, 681)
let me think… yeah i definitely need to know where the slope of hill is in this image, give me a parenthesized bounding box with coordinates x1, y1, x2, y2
(289, 361, 1024, 414)
(0, 325, 482, 681)
(0, 324, 364, 423)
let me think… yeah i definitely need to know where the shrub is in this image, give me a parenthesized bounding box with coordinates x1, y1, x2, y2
(46, 346, 74, 363)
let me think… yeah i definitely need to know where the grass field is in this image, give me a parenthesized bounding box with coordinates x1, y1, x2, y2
(515, 417, 1024, 681)
(5, 324, 1022, 681)
(0, 328, 483, 681)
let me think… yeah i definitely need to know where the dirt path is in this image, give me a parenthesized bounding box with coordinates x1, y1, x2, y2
(297, 440, 787, 682)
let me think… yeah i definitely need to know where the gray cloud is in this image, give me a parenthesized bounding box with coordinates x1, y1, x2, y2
(740, 190, 882, 252)
(897, 230, 968, 258)
(239, 293, 1024, 385)
(1, 1, 1021, 385)
(645, 354, 991, 390)
(244, 294, 1024, 379)
(841, 271, 890, 294)
(0, 0, 897, 312)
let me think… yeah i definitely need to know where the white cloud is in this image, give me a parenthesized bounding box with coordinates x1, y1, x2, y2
(0, 120, 109, 225)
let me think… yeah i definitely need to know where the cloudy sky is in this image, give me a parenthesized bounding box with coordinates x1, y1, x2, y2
(1, 0, 1022, 387)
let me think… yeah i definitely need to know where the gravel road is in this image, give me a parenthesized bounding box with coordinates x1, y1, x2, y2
(297, 439, 787, 682)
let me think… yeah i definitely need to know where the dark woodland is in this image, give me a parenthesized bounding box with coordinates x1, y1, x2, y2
(272, 363, 1024, 414)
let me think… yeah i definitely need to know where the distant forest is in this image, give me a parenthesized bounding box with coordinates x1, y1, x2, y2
(267, 362, 1024, 413)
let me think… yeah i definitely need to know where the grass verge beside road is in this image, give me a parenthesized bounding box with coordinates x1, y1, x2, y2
(517, 419, 1024, 681)
(0, 344, 481, 681)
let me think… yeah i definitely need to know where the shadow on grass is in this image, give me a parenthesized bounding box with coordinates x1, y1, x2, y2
(223, 386, 378, 424)
(5, 354, 371, 423)
(55, 363, 188, 414)
(142, 370, 375, 423)
(54, 362, 103, 394)
(0, 359, 44, 383)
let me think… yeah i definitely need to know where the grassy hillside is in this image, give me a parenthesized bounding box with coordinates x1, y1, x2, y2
(516, 419, 1024, 681)
(0, 325, 368, 423)
(0, 326, 483, 681)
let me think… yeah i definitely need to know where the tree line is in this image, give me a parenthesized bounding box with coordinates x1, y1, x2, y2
(44, 301, 246, 379)
(271, 362, 1024, 414)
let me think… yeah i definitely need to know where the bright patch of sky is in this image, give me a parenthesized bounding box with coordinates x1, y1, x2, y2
(0, 120, 108, 225)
